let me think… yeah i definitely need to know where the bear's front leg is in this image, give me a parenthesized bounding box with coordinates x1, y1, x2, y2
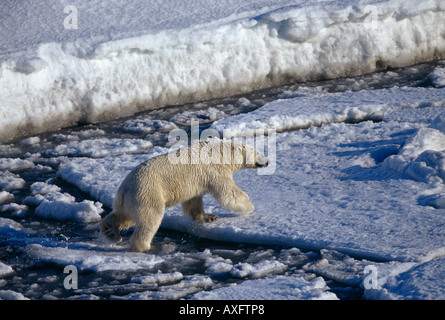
(182, 196, 218, 223)
(210, 178, 254, 214)
(228, 189, 254, 214)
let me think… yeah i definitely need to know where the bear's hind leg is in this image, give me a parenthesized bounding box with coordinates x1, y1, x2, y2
(129, 207, 165, 252)
(182, 196, 218, 223)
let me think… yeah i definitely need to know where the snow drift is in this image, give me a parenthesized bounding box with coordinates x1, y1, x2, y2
(1, 0, 445, 142)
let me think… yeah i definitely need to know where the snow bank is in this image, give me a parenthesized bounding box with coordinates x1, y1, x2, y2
(192, 275, 338, 300)
(1, 0, 445, 142)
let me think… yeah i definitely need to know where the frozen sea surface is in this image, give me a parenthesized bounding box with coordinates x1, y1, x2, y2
(1, 62, 445, 300)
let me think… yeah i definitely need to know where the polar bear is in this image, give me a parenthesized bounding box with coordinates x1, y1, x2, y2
(101, 141, 269, 252)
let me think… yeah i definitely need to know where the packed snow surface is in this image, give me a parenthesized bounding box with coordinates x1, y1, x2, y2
(1, 0, 445, 142)
(1, 69, 445, 299)
(52, 81, 445, 299)
(58, 106, 445, 263)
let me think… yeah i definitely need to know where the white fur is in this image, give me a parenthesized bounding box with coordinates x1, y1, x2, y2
(101, 141, 268, 252)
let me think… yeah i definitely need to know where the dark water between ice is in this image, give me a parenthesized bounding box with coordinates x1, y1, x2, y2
(0, 62, 439, 300)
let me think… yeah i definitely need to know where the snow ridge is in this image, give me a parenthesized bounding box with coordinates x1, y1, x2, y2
(1, 0, 445, 142)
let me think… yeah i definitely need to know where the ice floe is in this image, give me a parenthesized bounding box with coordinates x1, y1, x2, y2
(192, 275, 338, 300)
(58, 109, 445, 263)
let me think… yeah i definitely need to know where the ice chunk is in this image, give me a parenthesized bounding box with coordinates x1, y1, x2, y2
(399, 128, 445, 159)
(25, 182, 103, 223)
(23, 191, 76, 207)
(170, 108, 227, 126)
(0, 290, 30, 300)
(307, 249, 416, 289)
(26, 244, 165, 272)
(0, 262, 14, 278)
(0, 217, 24, 231)
(364, 257, 445, 300)
(170, 108, 228, 126)
(42, 138, 153, 158)
(35, 199, 103, 223)
(230, 260, 287, 279)
(0, 158, 34, 171)
(30, 181, 61, 195)
(0, 171, 26, 191)
(0, 203, 28, 216)
(431, 114, 445, 133)
(383, 128, 445, 184)
(124, 119, 178, 134)
(19, 136, 41, 146)
(0, 191, 14, 204)
(131, 272, 183, 285)
(204, 256, 233, 274)
(428, 64, 445, 88)
(192, 275, 338, 300)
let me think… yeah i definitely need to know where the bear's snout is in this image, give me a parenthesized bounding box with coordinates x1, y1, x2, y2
(255, 160, 269, 168)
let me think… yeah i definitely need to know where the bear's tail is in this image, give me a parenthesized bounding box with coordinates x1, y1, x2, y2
(100, 187, 126, 243)
(101, 213, 123, 243)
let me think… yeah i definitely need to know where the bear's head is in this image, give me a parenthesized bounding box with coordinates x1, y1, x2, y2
(231, 142, 269, 170)
(191, 141, 269, 171)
